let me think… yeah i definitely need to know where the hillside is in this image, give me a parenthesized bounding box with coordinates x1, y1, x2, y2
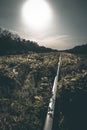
(0, 27, 87, 130)
(65, 43, 87, 55)
(0, 28, 57, 55)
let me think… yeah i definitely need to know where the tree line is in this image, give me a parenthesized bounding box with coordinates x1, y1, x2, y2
(0, 27, 57, 55)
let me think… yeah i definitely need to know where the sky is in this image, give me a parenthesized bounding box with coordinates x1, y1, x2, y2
(0, 0, 87, 50)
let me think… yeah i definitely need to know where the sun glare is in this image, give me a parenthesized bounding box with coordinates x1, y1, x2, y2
(22, 0, 52, 31)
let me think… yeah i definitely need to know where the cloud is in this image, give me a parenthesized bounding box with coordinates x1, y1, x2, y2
(39, 34, 74, 50)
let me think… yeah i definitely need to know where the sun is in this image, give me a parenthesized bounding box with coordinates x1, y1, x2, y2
(22, 0, 52, 31)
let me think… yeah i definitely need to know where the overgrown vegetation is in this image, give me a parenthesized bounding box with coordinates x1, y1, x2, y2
(0, 52, 59, 130)
(53, 53, 87, 130)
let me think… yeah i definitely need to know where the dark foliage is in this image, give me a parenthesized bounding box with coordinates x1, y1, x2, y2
(65, 43, 87, 55)
(0, 27, 57, 55)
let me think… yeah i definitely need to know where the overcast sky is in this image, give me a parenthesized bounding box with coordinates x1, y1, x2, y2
(0, 0, 87, 50)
